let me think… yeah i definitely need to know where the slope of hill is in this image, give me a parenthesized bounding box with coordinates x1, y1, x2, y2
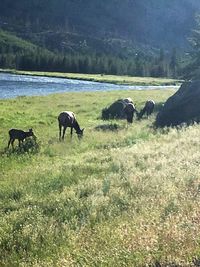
(1, 1, 200, 76)
(0, 30, 52, 54)
(0, 0, 200, 51)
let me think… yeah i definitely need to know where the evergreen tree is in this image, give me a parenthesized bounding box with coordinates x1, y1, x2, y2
(183, 15, 200, 79)
(169, 48, 178, 78)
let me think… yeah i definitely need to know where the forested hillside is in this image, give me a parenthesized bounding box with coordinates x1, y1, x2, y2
(0, 0, 200, 76)
(1, 0, 200, 48)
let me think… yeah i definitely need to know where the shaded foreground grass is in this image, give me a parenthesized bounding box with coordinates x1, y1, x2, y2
(0, 69, 180, 86)
(1, 88, 200, 266)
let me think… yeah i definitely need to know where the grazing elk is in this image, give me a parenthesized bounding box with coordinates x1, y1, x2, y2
(123, 103, 138, 123)
(8, 128, 34, 149)
(101, 97, 134, 120)
(138, 100, 155, 119)
(58, 111, 84, 141)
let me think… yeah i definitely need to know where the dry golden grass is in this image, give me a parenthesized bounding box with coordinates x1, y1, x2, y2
(70, 125, 200, 266)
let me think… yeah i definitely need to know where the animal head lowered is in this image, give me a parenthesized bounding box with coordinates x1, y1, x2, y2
(28, 128, 35, 137)
(138, 100, 155, 119)
(124, 103, 137, 123)
(76, 128, 84, 139)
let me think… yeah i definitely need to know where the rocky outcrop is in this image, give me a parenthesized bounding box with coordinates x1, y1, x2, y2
(155, 81, 200, 127)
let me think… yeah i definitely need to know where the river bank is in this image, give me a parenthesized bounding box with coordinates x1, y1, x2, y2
(0, 68, 181, 86)
(0, 72, 179, 99)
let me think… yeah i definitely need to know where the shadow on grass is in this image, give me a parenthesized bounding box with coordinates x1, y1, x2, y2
(94, 123, 124, 132)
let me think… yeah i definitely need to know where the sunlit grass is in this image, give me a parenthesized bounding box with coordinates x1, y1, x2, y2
(1, 88, 200, 266)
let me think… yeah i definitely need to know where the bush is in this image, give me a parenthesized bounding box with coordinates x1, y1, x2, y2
(9, 136, 40, 155)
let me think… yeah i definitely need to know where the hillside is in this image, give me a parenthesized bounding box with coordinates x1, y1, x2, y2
(0, 30, 52, 55)
(0, 30, 55, 70)
(0, 0, 200, 52)
(0, 1, 200, 76)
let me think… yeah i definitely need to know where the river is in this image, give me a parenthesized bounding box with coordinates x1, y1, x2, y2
(0, 73, 178, 99)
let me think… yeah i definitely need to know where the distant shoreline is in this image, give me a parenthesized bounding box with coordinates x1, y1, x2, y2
(0, 69, 182, 86)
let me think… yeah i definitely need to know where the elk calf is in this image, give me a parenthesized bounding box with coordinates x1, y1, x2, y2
(8, 128, 34, 148)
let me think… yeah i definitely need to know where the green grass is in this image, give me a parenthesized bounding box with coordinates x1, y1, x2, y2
(0, 69, 181, 86)
(1, 88, 200, 266)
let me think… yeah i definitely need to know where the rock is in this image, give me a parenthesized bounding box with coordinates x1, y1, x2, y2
(155, 81, 200, 127)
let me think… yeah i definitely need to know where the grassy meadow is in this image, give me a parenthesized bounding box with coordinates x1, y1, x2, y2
(1, 88, 200, 266)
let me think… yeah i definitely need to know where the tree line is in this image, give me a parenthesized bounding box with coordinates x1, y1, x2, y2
(0, 47, 179, 78)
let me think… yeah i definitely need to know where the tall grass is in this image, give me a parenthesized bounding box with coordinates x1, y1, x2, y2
(1, 88, 200, 266)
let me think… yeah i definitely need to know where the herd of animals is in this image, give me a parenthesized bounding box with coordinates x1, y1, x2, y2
(7, 98, 155, 149)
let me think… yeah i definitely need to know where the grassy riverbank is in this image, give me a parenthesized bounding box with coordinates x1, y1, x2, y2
(1, 88, 200, 266)
(0, 69, 181, 86)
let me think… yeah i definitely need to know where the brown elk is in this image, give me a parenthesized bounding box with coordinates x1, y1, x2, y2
(8, 128, 34, 148)
(138, 100, 155, 119)
(58, 111, 84, 141)
(101, 97, 134, 120)
(123, 103, 138, 123)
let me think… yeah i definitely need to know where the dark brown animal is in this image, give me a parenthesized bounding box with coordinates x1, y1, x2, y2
(138, 100, 155, 119)
(123, 103, 138, 123)
(58, 111, 84, 141)
(8, 128, 34, 148)
(101, 97, 134, 120)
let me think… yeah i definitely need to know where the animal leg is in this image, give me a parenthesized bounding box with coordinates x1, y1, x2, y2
(19, 140, 22, 147)
(11, 139, 15, 149)
(62, 127, 67, 140)
(127, 112, 133, 124)
(70, 127, 73, 138)
(59, 124, 62, 141)
(8, 138, 12, 148)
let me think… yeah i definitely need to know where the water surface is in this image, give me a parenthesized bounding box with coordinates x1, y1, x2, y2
(0, 73, 178, 99)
